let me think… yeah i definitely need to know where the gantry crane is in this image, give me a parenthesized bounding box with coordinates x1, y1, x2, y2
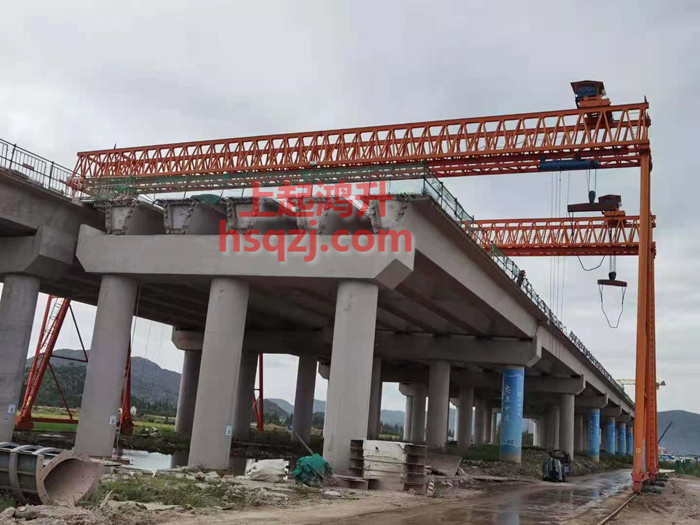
(617, 379, 666, 390)
(66, 81, 656, 492)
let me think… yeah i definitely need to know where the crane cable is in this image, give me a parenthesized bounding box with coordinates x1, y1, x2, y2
(599, 255, 626, 329)
(574, 169, 606, 271)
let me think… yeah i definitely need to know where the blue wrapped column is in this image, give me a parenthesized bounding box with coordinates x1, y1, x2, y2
(617, 422, 627, 455)
(499, 366, 525, 463)
(627, 426, 634, 457)
(604, 417, 617, 454)
(587, 409, 601, 462)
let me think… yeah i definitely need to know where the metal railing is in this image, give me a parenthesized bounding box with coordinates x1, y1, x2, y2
(417, 173, 634, 407)
(0, 139, 75, 198)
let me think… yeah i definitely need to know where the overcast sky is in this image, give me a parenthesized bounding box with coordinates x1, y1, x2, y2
(2, 1, 698, 413)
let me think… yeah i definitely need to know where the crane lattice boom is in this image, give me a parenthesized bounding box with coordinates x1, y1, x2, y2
(69, 102, 650, 194)
(470, 214, 656, 256)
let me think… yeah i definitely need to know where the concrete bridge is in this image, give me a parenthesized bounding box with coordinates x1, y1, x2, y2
(0, 166, 634, 473)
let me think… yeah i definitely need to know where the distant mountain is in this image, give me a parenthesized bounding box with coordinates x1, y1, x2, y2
(268, 398, 457, 431)
(269, 398, 293, 414)
(658, 410, 700, 455)
(26, 349, 181, 407)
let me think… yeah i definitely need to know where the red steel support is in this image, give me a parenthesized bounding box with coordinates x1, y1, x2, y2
(632, 152, 652, 493)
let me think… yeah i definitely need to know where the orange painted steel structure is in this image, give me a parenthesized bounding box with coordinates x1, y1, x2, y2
(66, 85, 655, 492)
(68, 102, 650, 194)
(471, 208, 657, 491)
(16, 296, 134, 434)
(470, 213, 655, 257)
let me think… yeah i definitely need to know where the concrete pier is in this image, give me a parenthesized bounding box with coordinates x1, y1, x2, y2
(367, 357, 383, 439)
(560, 393, 575, 458)
(604, 416, 616, 454)
(617, 422, 627, 456)
(0, 274, 41, 442)
(474, 397, 486, 445)
(292, 355, 317, 445)
(499, 365, 525, 463)
(188, 278, 249, 469)
(575, 413, 584, 452)
(457, 386, 474, 455)
(547, 405, 561, 450)
(75, 275, 138, 456)
(588, 408, 601, 462)
(426, 360, 450, 451)
(410, 384, 427, 444)
(175, 350, 202, 435)
(627, 426, 634, 457)
(403, 394, 413, 441)
(322, 281, 378, 473)
(232, 351, 259, 441)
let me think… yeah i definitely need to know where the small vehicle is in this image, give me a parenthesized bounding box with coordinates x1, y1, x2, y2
(543, 449, 572, 482)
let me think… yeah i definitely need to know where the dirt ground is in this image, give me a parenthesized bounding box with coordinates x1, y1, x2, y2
(611, 476, 700, 524)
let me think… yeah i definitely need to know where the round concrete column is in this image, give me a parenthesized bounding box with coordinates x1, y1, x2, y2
(426, 361, 450, 451)
(587, 408, 601, 462)
(232, 351, 259, 441)
(575, 413, 585, 452)
(367, 357, 383, 439)
(403, 395, 413, 441)
(75, 275, 138, 456)
(548, 405, 561, 450)
(188, 278, 249, 469)
(292, 354, 317, 446)
(175, 350, 202, 436)
(617, 422, 627, 455)
(410, 385, 427, 444)
(474, 397, 486, 445)
(322, 281, 378, 474)
(604, 416, 617, 454)
(499, 366, 525, 463)
(457, 386, 474, 455)
(559, 393, 575, 458)
(0, 274, 40, 442)
(627, 425, 634, 457)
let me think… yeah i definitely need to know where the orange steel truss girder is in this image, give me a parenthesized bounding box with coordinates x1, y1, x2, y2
(68, 102, 650, 193)
(469, 214, 656, 256)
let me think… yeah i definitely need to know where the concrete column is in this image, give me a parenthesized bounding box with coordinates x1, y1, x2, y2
(490, 411, 498, 444)
(367, 357, 383, 439)
(75, 275, 138, 456)
(535, 418, 544, 447)
(583, 414, 589, 452)
(426, 361, 450, 451)
(560, 393, 575, 458)
(587, 408, 601, 462)
(175, 350, 202, 435)
(451, 401, 458, 442)
(483, 407, 493, 444)
(188, 278, 249, 468)
(547, 405, 561, 450)
(499, 366, 525, 463)
(574, 413, 585, 452)
(604, 416, 616, 454)
(410, 385, 427, 444)
(232, 351, 259, 441)
(627, 425, 634, 457)
(0, 274, 40, 442)
(617, 422, 627, 456)
(403, 395, 413, 441)
(292, 355, 317, 446)
(457, 386, 474, 455)
(322, 281, 378, 473)
(474, 397, 486, 445)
